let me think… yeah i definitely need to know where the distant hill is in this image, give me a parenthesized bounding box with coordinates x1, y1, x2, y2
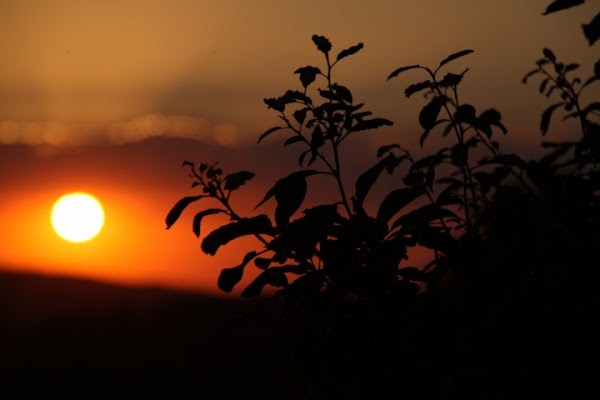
(0, 270, 310, 398)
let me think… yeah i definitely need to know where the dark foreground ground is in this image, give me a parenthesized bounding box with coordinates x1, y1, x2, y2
(1, 270, 598, 398)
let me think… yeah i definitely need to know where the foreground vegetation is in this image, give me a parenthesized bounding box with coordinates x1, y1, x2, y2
(167, 2, 599, 397)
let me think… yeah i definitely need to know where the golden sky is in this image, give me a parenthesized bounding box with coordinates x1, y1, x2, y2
(0, 1, 597, 294)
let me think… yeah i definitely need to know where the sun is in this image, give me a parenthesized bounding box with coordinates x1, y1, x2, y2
(51, 192, 105, 243)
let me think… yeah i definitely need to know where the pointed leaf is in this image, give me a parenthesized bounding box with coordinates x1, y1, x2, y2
(166, 195, 204, 229)
(419, 97, 445, 130)
(293, 108, 308, 125)
(298, 150, 309, 166)
(539, 78, 550, 94)
(438, 49, 473, 68)
(217, 251, 257, 293)
(192, 209, 225, 238)
(284, 136, 304, 147)
(258, 126, 284, 143)
(294, 66, 321, 88)
(377, 144, 401, 158)
(241, 270, 270, 297)
(255, 171, 320, 228)
(543, 0, 584, 15)
(582, 12, 600, 46)
(543, 48, 556, 62)
(405, 80, 432, 98)
(377, 188, 424, 224)
(332, 84, 353, 103)
(224, 171, 255, 191)
(522, 70, 540, 84)
(351, 118, 393, 132)
(336, 42, 364, 62)
(391, 204, 458, 234)
(354, 154, 393, 210)
(564, 63, 580, 73)
(387, 65, 422, 81)
(398, 267, 426, 282)
(201, 215, 273, 256)
(540, 103, 563, 135)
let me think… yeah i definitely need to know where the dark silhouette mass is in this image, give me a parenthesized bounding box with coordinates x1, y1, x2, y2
(5, 1, 599, 397)
(165, 2, 599, 396)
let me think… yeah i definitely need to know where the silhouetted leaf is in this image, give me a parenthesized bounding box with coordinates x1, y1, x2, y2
(166, 195, 204, 229)
(354, 154, 393, 210)
(377, 144, 401, 157)
(376, 188, 423, 224)
(522, 70, 540, 84)
(332, 84, 353, 103)
(255, 170, 320, 228)
(478, 108, 507, 135)
(539, 78, 550, 94)
(481, 154, 525, 168)
(192, 209, 225, 237)
(254, 257, 271, 270)
(398, 267, 426, 281)
(391, 204, 458, 234)
(583, 12, 600, 45)
(312, 34, 331, 54)
(540, 103, 564, 135)
(282, 270, 325, 303)
(415, 228, 458, 254)
(419, 97, 445, 130)
(543, 48, 556, 62)
(595, 58, 600, 78)
(298, 150, 309, 166)
(284, 136, 304, 147)
(294, 66, 321, 88)
(542, 0, 584, 15)
(241, 270, 270, 297)
(310, 126, 325, 154)
(182, 160, 194, 168)
(336, 42, 364, 62)
(405, 80, 432, 98)
(351, 118, 393, 132)
(440, 72, 464, 87)
(318, 89, 340, 101)
(564, 63, 580, 73)
(583, 102, 600, 118)
(293, 108, 308, 125)
(438, 49, 473, 68)
(450, 143, 468, 166)
(224, 171, 255, 191)
(218, 251, 257, 293)
(455, 104, 476, 124)
(201, 215, 273, 256)
(258, 126, 284, 143)
(387, 65, 422, 81)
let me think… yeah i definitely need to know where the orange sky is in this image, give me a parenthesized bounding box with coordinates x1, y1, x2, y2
(0, 1, 598, 295)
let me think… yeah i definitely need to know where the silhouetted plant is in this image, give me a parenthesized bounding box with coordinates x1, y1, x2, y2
(166, 36, 493, 308)
(523, 48, 600, 170)
(386, 51, 523, 245)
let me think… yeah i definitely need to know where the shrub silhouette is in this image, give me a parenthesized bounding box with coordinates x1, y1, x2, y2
(166, 4, 599, 396)
(165, 34, 527, 311)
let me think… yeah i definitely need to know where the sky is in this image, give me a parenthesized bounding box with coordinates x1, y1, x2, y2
(0, 0, 598, 295)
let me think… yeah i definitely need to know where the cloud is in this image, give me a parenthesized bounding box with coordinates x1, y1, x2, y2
(108, 113, 212, 144)
(0, 114, 250, 147)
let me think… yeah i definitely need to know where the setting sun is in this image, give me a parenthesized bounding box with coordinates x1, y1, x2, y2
(51, 192, 105, 243)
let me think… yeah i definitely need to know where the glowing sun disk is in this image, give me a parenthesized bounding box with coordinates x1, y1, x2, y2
(51, 192, 105, 243)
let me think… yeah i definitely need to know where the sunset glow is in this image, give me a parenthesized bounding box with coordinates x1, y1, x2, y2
(0, 1, 596, 294)
(51, 192, 104, 242)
